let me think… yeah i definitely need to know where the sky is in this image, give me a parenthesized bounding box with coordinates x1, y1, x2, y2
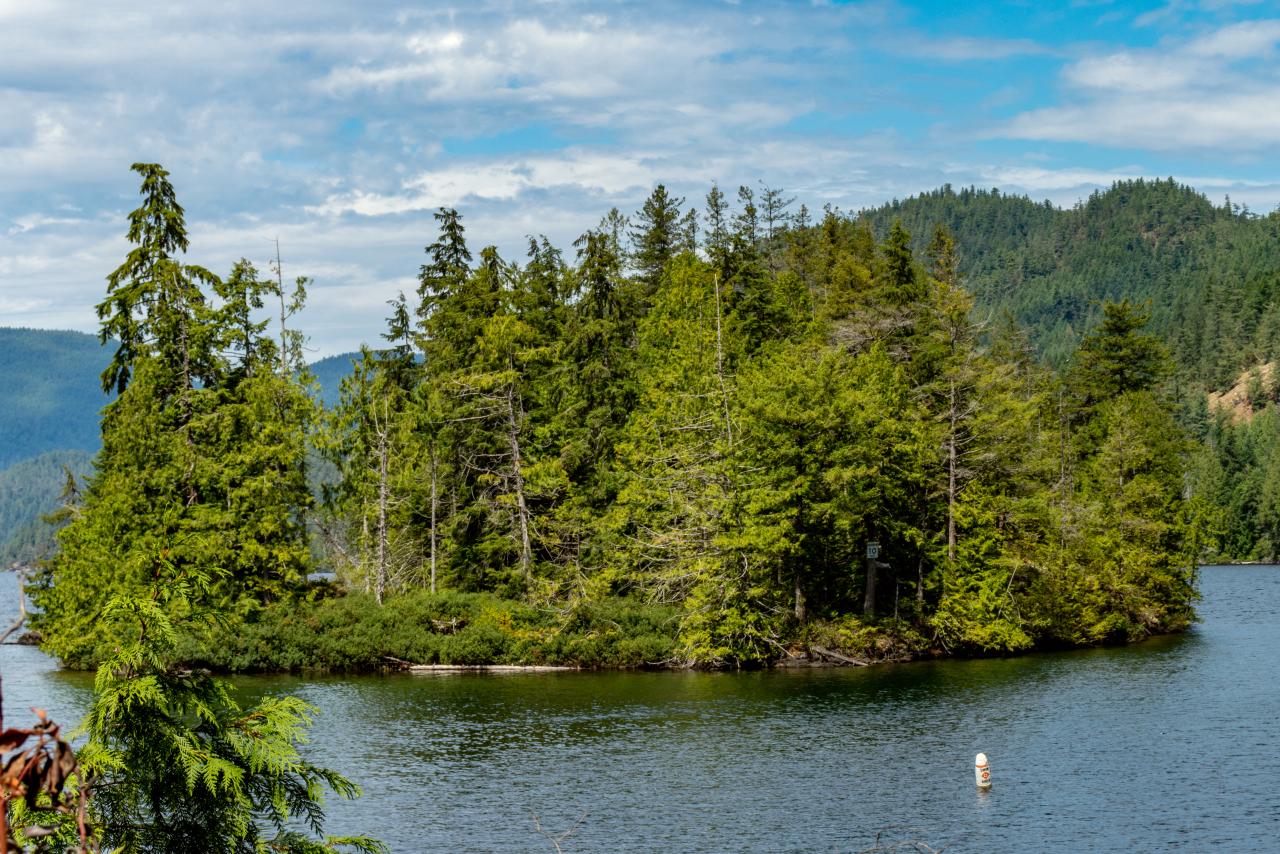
(3, 0, 1280, 357)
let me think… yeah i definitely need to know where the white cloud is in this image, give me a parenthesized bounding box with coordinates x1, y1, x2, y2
(0, 295, 50, 314)
(7, 214, 84, 235)
(318, 15, 731, 109)
(1005, 89, 1280, 150)
(1064, 53, 1200, 92)
(1185, 18, 1280, 57)
(3, 0, 1280, 355)
(971, 165, 1145, 191)
(311, 150, 726, 218)
(901, 35, 1049, 61)
(1001, 19, 1280, 150)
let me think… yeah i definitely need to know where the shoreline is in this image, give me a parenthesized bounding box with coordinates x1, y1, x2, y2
(32, 626, 1193, 676)
(374, 630, 1188, 676)
(26, 574, 1220, 676)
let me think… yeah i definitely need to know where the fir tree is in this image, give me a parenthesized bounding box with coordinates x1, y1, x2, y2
(630, 184, 685, 297)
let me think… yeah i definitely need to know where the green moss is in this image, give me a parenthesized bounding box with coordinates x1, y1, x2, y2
(797, 616, 931, 662)
(171, 590, 679, 673)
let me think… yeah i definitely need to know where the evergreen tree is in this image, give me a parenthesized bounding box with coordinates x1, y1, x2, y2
(629, 184, 685, 297)
(605, 255, 764, 663)
(736, 341, 919, 624)
(416, 207, 473, 335)
(33, 164, 376, 851)
(35, 164, 315, 659)
(1069, 299, 1171, 413)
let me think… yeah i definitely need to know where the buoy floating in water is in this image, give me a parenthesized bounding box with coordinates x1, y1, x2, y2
(975, 752, 992, 789)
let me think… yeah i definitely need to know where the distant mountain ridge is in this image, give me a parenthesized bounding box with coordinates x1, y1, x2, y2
(0, 449, 93, 566)
(0, 327, 358, 563)
(859, 179, 1280, 386)
(308, 352, 359, 410)
(0, 327, 113, 468)
(0, 327, 358, 463)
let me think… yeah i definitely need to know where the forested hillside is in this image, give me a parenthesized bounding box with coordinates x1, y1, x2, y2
(309, 351, 360, 409)
(861, 180, 1280, 386)
(0, 328, 112, 467)
(0, 449, 92, 566)
(861, 180, 1280, 562)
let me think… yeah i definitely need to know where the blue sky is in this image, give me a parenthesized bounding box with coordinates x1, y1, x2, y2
(2, 0, 1279, 356)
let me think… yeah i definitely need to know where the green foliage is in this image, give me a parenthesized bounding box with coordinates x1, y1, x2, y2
(801, 616, 930, 661)
(1192, 406, 1280, 562)
(863, 179, 1275, 564)
(630, 184, 689, 298)
(35, 172, 1201, 677)
(35, 167, 317, 667)
(1068, 299, 1171, 414)
(79, 559, 383, 853)
(172, 590, 678, 672)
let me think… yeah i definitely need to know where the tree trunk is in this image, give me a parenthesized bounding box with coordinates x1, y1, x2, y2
(275, 239, 289, 375)
(948, 378, 958, 564)
(916, 555, 924, 611)
(179, 310, 198, 506)
(793, 573, 806, 622)
(713, 271, 733, 448)
(429, 443, 439, 595)
(505, 383, 533, 585)
(375, 423, 388, 606)
(360, 511, 370, 594)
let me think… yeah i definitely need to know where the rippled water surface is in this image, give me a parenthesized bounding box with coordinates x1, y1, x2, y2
(3, 566, 1278, 852)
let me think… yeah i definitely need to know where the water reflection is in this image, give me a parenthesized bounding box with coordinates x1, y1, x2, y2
(2, 567, 1279, 852)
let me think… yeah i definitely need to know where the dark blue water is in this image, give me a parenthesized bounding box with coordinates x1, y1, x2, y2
(4, 566, 1277, 852)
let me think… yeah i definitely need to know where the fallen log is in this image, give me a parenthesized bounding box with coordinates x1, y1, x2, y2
(809, 645, 871, 666)
(410, 664, 578, 673)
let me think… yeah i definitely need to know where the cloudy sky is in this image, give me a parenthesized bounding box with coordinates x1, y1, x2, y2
(2, 0, 1279, 356)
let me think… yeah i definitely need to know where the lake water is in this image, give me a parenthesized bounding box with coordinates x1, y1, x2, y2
(3, 565, 1277, 852)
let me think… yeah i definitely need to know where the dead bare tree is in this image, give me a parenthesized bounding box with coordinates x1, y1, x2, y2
(531, 811, 588, 854)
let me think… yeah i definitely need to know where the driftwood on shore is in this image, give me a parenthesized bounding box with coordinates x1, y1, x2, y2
(383, 656, 578, 673)
(382, 650, 914, 673)
(809, 646, 872, 666)
(408, 664, 580, 673)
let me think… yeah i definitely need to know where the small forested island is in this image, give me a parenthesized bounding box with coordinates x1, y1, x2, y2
(30, 165, 1202, 678)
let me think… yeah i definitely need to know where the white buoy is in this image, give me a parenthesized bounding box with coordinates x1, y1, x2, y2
(975, 752, 992, 789)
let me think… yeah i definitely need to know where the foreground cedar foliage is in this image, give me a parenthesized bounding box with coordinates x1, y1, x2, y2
(77, 561, 383, 853)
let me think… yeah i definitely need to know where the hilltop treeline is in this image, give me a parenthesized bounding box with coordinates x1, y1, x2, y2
(33, 173, 1200, 670)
